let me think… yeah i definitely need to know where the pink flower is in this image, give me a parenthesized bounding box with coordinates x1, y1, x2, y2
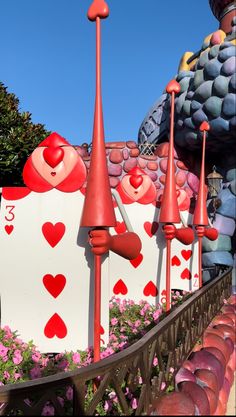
(30, 366, 42, 379)
(13, 349, 23, 365)
(41, 357, 49, 367)
(153, 309, 162, 321)
(3, 371, 10, 380)
(104, 400, 112, 412)
(41, 403, 55, 416)
(0, 344, 8, 357)
(32, 352, 41, 363)
(66, 386, 73, 401)
(57, 396, 64, 408)
(14, 372, 22, 380)
(153, 357, 158, 366)
(72, 352, 81, 364)
(111, 317, 118, 326)
(134, 320, 141, 328)
(3, 325, 13, 337)
(131, 397, 138, 409)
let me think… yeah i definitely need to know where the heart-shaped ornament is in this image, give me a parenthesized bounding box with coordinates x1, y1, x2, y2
(181, 268, 192, 280)
(143, 281, 158, 297)
(129, 253, 143, 268)
(171, 255, 181, 266)
(43, 147, 64, 168)
(181, 249, 192, 261)
(5, 225, 14, 235)
(200, 121, 210, 132)
(43, 274, 66, 298)
(129, 175, 143, 189)
(166, 79, 181, 94)
(87, 0, 109, 21)
(144, 221, 159, 237)
(113, 279, 128, 295)
(175, 227, 194, 245)
(44, 313, 67, 339)
(42, 222, 66, 248)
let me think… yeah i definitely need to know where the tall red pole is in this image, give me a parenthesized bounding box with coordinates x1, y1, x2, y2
(193, 121, 210, 288)
(159, 80, 181, 312)
(80, 0, 116, 363)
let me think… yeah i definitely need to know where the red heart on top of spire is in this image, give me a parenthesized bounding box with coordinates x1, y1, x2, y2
(166, 79, 181, 94)
(43, 147, 64, 168)
(200, 121, 210, 132)
(129, 175, 143, 189)
(87, 0, 109, 21)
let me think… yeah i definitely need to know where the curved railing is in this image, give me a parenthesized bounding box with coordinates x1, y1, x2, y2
(0, 267, 232, 416)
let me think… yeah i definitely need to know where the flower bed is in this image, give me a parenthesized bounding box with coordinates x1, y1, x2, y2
(0, 291, 190, 415)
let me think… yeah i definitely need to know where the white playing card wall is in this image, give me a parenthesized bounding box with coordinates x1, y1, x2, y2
(0, 188, 109, 353)
(0, 187, 199, 353)
(110, 203, 199, 305)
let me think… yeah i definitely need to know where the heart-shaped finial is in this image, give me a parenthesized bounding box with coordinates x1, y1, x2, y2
(43, 147, 64, 168)
(87, 0, 109, 21)
(129, 175, 143, 189)
(200, 121, 210, 132)
(166, 79, 181, 94)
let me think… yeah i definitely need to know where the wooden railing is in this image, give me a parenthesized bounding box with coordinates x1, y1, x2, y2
(0, 267, 232, 416)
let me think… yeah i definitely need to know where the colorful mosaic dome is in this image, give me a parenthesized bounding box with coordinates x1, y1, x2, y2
(209, 0, 236, 20)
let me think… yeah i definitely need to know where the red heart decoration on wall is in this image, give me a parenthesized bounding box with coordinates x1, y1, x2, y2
(43, 274, 66, 298)
(44, 313, 67, 338)
(181, 249, 192, 261)
(143, 281, 158, 297)
(115, 221, 127, 234)
(42, 222, 66, 247)
(161, 290, 166, 296)
(181, 268, 192, 280)
(129, 253, 143, 268)
(43, 147, 64, 168)
(87, 0, 109, 21)
(100, 325, 105, 335)
(144, 221, 159, 237)
(129, 175, 143, 189)
(5, 225, 14, 235)
(171, 255, 181, 266)
(175, 227, 194, 245)
(113, 279, 128, 295)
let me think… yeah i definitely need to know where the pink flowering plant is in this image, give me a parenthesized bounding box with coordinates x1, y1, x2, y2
(0, 291, 188, 415)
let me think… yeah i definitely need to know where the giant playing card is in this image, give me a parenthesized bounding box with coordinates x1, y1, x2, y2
(109, 203, 199, 305)
(0, 187, 109, 353)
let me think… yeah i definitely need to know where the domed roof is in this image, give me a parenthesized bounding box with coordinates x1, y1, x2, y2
(209, 0, 236, 20)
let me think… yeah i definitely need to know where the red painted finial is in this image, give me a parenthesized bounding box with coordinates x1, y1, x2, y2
(193, 124, 210, 226)
(159, 80, 181, 224)
(200, 121, 210, 132)
(166, 79, 181, 94)
(87, 0, 109, 21)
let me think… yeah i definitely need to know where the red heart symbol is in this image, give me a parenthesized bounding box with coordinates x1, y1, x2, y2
(115, 221, 127, 234)
(143, 281, 158, 297)
(5, 225, 14, 235)
(87, 0, 109, 21)
(144, 221, 159, 237)
(171, 255, 181, 266)
(113, 279, 128, 295)
(129, 175, 143, 189)
(43, 147, 64, 168)
(43, 274, 66, 298)
(44, 313, 67, 338)
(100, 325, 105, 335)
(161, 289, 166, 296)
(42, 222, 65, 247)
(204, 227, 218, 241)
(129, 253, 143, 268)
(181, 249, 192, 261)
(194, 273, 199, 278)
(181, 268, 192, 280)
(166, 79, 181, 94)
(200, 121, 210, 132)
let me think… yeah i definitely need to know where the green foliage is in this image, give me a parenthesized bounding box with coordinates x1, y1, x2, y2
(0, 82, 50, 186)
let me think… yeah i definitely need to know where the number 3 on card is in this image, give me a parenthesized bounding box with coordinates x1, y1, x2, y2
(5, 205, 15, 222)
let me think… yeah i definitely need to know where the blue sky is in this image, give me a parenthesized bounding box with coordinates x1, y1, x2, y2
(1, 0, 219, 145)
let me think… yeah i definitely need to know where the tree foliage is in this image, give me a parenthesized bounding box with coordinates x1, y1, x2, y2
(0, 82, 50, 186)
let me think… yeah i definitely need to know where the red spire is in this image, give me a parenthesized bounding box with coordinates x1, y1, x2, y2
(159, 80, 181, 224)
(193, 122, 210, 226)
(80, 0, 116, 227)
